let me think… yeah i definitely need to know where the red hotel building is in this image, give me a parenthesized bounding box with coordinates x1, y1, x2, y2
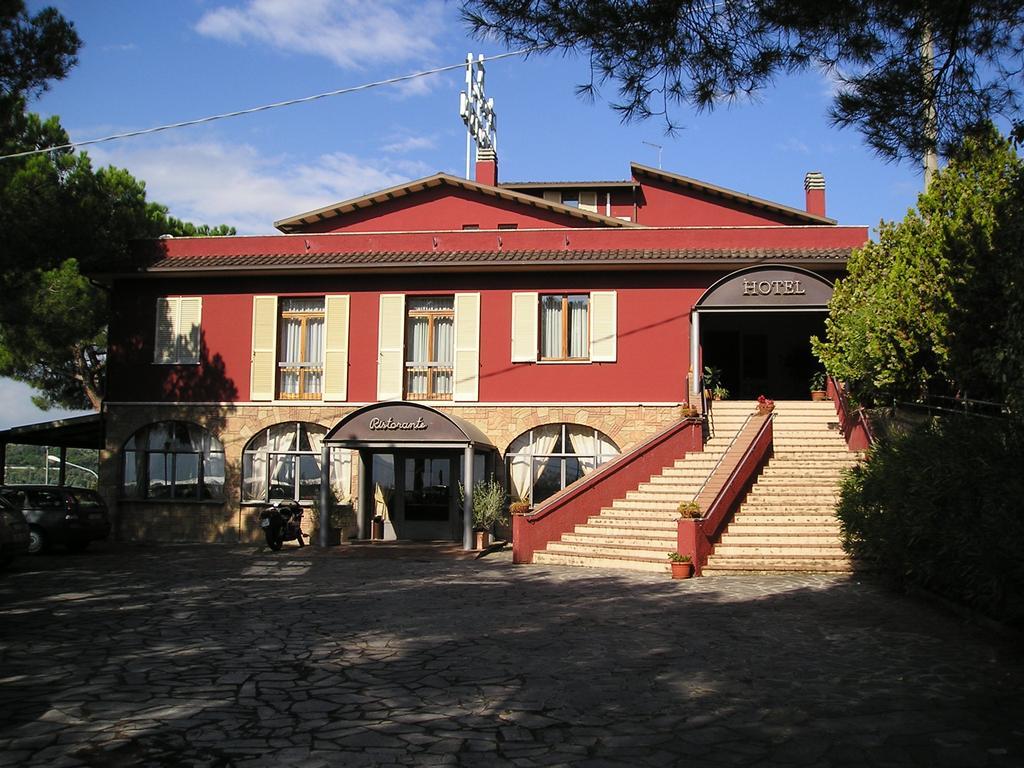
(98, 150, 867, 550)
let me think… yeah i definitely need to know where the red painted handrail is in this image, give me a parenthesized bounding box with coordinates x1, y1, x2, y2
(678, 411, 774, 575)
(827, 377, 874, 450)
(512, 417, 704, 563)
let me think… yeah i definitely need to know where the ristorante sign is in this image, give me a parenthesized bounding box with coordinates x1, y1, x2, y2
(368, 416, 428, 432)
(325, 403, 471, 445)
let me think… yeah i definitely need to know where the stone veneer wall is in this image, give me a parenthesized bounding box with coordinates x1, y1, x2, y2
(101, 403, 681, 543)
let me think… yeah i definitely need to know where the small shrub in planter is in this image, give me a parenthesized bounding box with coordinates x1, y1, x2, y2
(509, 500, 531, 516)
(677, 500, 702, 519)
(668, 552, 694, 579)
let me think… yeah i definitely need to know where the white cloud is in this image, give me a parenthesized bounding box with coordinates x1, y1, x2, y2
(381, 134, 437, 154)
(195, 0, 447, 70)
(90, 141, 433, 234)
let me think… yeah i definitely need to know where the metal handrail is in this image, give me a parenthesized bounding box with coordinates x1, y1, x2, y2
(691, 411, 753, 502)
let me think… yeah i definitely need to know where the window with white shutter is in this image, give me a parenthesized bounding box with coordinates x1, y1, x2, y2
(154, 297, 202, 365)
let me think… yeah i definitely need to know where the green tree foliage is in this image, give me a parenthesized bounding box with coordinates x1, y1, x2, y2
(463, 0, 1024, 163)
(813, 127, 1024, 407)
(838, 417, 1024, 626)
(0, 5, 235, 411)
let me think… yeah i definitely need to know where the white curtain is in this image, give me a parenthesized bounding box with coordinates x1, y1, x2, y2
(541, 296, 561, 358)
(305, 317, 324, 394)
(406, 316, 428, 395)
(279, 318, 301, 395)
(435, 316, 454, 394)
(568, 296, 588, 358)
(568, 425, 620, 475)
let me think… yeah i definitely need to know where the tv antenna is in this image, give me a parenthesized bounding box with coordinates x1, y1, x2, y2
(642, 141, 663, 169)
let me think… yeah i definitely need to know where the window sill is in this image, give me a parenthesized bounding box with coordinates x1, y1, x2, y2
(536, 359, 593, 365)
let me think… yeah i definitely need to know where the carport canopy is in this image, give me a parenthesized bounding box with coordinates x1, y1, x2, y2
(0, 413, 103, 485)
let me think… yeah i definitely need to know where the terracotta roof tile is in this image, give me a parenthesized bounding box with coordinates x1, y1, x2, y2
(138, 247, 852, 273)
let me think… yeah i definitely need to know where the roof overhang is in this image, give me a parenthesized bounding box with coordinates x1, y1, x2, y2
(0, 413, 103, 449)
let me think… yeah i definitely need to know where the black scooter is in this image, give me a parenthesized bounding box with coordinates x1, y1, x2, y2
(258, 500, 305, 551)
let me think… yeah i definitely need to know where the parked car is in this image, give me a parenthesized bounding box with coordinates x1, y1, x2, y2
(0, 486, 111, 554)
(0, 495, 31, 568)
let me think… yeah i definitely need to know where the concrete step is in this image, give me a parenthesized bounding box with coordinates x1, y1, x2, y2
(546, 541, 677, 559)
(712, 543, 846, 557)
(577, 524, 679, 536)
(563, 532, 677, 547)
(702, 558, 853, 574)
(714, 534, 841, 546)
(724, 524, 840, 536)
(597, 507, 680, 520)
(733, 514, 842, 524)
(533, 551, 668, 573)
(586, 515, 678, 529)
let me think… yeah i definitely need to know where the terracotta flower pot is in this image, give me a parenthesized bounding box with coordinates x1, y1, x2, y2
(670, 561, 693, 579)
(473, 529, 490, 550)
(810, 390, 828, 402)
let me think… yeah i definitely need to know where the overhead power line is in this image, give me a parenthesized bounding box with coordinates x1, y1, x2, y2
(0, 47, 540, 162)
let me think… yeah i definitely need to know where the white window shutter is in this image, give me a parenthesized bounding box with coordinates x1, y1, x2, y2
(511, 292, 538, 362)
(590, 291, 617, 362)
(322, 295, 350, 401)
(178, 297, 202, 364)
(154, 297, 176, 363)
(377, 294, 405, 400)
(579, 190, 598, 213)
(453, 293, 480, 402)
(250, 295, 278, 401)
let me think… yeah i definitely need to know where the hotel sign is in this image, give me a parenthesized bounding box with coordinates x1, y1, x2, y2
(699, 267, 833, 309)
(742, 279, 806, 297)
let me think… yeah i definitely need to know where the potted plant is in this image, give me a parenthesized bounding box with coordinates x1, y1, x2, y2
(756, 394, 775, 415)
(509, 499, 531, 516)
(702, 366, 723, 400)
(809, 370, 828, 401)
(677, 500, 702, 519)
(309, 498, 348, 546)
(471, 478, 508, 550)
(668, 552, 694, 579)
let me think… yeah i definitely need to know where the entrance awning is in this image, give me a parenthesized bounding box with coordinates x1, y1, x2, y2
(696, 265, 834, 310)
(323, 402, 495, 450)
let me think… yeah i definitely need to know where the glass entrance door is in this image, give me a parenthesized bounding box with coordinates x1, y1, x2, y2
(401, 453, 458, 540)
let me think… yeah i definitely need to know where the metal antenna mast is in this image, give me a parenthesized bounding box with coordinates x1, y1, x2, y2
(642, 141, 663, 169)
(459, 53, 498, 179)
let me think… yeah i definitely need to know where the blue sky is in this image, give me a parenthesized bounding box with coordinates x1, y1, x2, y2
(7, 0, 926, 428)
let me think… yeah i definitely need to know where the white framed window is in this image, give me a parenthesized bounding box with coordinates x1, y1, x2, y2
(278, 298, 325, 400)
(405, 297, 454, 400)
(154, 297, 202, 364)
(540, 294, 589, 360)
(511, 291, 617, 363)
(505, 423, 619, 505)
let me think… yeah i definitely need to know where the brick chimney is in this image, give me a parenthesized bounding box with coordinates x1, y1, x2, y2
(476, 147, 498, 187)
(804, 171, 826, 217)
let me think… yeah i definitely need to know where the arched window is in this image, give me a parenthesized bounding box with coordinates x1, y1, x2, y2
(505, 424, 619, 505)
(242, 422, 351, 503)
(122, 421, 225, 500)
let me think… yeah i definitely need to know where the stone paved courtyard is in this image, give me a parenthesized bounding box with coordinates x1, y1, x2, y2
(1, 543, 1022, 767)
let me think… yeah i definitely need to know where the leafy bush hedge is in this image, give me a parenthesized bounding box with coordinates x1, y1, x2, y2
(838, 416, 1024, 626)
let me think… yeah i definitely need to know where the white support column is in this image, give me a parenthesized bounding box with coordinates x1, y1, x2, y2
(463, 445, 475, 550)
(319, 444, 331, 547)
(690, 310, 701, 405)
(357, 450, 368, 540)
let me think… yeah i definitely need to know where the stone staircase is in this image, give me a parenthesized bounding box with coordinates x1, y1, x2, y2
(531, 400, 860, 575)
(532, 407, 752, 573)
(702, 400, 859, 574)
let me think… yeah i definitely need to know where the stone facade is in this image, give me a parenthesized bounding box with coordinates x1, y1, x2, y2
(101, 402, 681, 543)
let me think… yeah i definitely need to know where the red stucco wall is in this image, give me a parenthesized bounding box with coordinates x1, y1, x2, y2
(107, 271, 718, 404)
